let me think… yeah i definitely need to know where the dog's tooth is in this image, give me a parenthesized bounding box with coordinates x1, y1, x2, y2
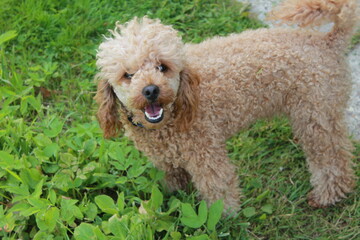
(145, 111, 150, 119)
(144, 108, 163, 120)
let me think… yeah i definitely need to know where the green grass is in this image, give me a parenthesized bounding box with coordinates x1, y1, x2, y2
(0, 0, 359, 239)
(350, 29, 360, 49)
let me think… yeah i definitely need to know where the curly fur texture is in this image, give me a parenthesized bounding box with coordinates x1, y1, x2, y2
(95, 0, 358, 213)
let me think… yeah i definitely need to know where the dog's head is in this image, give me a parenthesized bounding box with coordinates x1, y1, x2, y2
(95, 17, 199, 138)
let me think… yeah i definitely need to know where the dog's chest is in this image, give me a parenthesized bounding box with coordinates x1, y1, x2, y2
(126, 128, 185, 167)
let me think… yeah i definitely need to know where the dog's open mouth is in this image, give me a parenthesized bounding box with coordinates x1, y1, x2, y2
(144, 103, 164, 123)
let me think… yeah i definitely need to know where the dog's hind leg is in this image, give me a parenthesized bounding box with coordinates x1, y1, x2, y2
(288, 100, 355, 207)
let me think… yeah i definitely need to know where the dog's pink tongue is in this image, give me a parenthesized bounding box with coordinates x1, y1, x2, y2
(145, 103, 162, 117)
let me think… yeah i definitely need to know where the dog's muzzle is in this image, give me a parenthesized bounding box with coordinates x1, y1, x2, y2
(142, 85, 164, 123)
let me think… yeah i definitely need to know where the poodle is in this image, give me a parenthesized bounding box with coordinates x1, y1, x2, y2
(95, 0, 358, 212)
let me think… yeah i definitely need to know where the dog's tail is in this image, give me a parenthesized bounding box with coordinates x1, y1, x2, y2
(268, 0, 358, 47)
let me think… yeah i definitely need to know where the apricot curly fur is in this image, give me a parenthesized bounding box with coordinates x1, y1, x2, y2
(95, 0, 358, 213)
(94, 78, 123, 138)
(174, 67, 200, 132)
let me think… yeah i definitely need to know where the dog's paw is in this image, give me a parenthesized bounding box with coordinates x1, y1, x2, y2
(307, 172, 355, 208)
(307, 185, 351, 208)
(307, 191, 329, 208)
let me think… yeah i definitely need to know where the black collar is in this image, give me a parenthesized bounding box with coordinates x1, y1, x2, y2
(115, 98, 144, 128)
(113, 98, 144, 128)
(127, 115, 144, 128)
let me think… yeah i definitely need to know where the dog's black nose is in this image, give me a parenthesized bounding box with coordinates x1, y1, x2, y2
(142, 85, 160, 102)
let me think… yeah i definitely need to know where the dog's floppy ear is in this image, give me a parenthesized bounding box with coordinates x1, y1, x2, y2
(174, 66, 200, 131)
(94, 78, 122, 138)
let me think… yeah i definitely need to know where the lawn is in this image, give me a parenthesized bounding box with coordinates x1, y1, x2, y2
(0, 0, 359, 239)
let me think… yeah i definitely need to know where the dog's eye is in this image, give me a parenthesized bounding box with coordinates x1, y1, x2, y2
(124, 73, 134, 79)
(157, 64, 168, 72)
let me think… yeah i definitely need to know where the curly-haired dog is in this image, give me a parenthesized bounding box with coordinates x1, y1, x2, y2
(95, 0, 358, 212)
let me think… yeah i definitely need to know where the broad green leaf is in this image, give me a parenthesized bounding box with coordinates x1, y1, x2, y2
(82, 162, 98, 174)
(133, 176, 149, 189)
(8, 202, 31, 213)
(60, 198, 77, 207)
(84, 203, 98, 220)
(44, 207, 60, 232)
(243, 207, 256, 218)
(207, 200, 224, 231)
(20, 168, 43, 189)
(84, 139, 97, 157)
(197, 201, 208, 226)
(170, 232, 182, 240)
(153, 219, 174, 232)
(261, 204, 273, 214)
(75, 205, 84, 219)
(20, 206, 40, 217)
(74, 223, 106, 240)
(108, 144, 126, 162)
(42, 163, 59, 174)
(36, 207, 58, 231)
(31, 178, 44, 199)
(43, 143, 59, 158)
(60, 198, 83, 225)
(93, 226, 107, 240)
(28, 197, 50, 209)
(44, 118, 64, 138)
(74, 223, 94, 240)
(180, 201, 207, 228)
(6, 184, 29, 196)
(127, 165, 146, 178)
(59, 152, 77, 168)
(101, 221, 111, 235)
(108, 215, 128, 238)
(52, 171, 73, 191)
(187, 234, 211, 240)
(166, 198, 181, 215)
(149, 185, 163, 211)
(33, 148, 50, 162)
(0, 151, 18, 169)
(181, 203, 197, 224)
(111, 160, 131, 171)
(33, 231, 54, 240)
(33, 134, 52, 147)
(95, 195, 118, 215)
(48, 189, 57, 204)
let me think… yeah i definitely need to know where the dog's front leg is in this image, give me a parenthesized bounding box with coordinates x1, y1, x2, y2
(164, 166, 192, 192)
(183, 142, 241, 213)
(151, 161, 191, 192)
